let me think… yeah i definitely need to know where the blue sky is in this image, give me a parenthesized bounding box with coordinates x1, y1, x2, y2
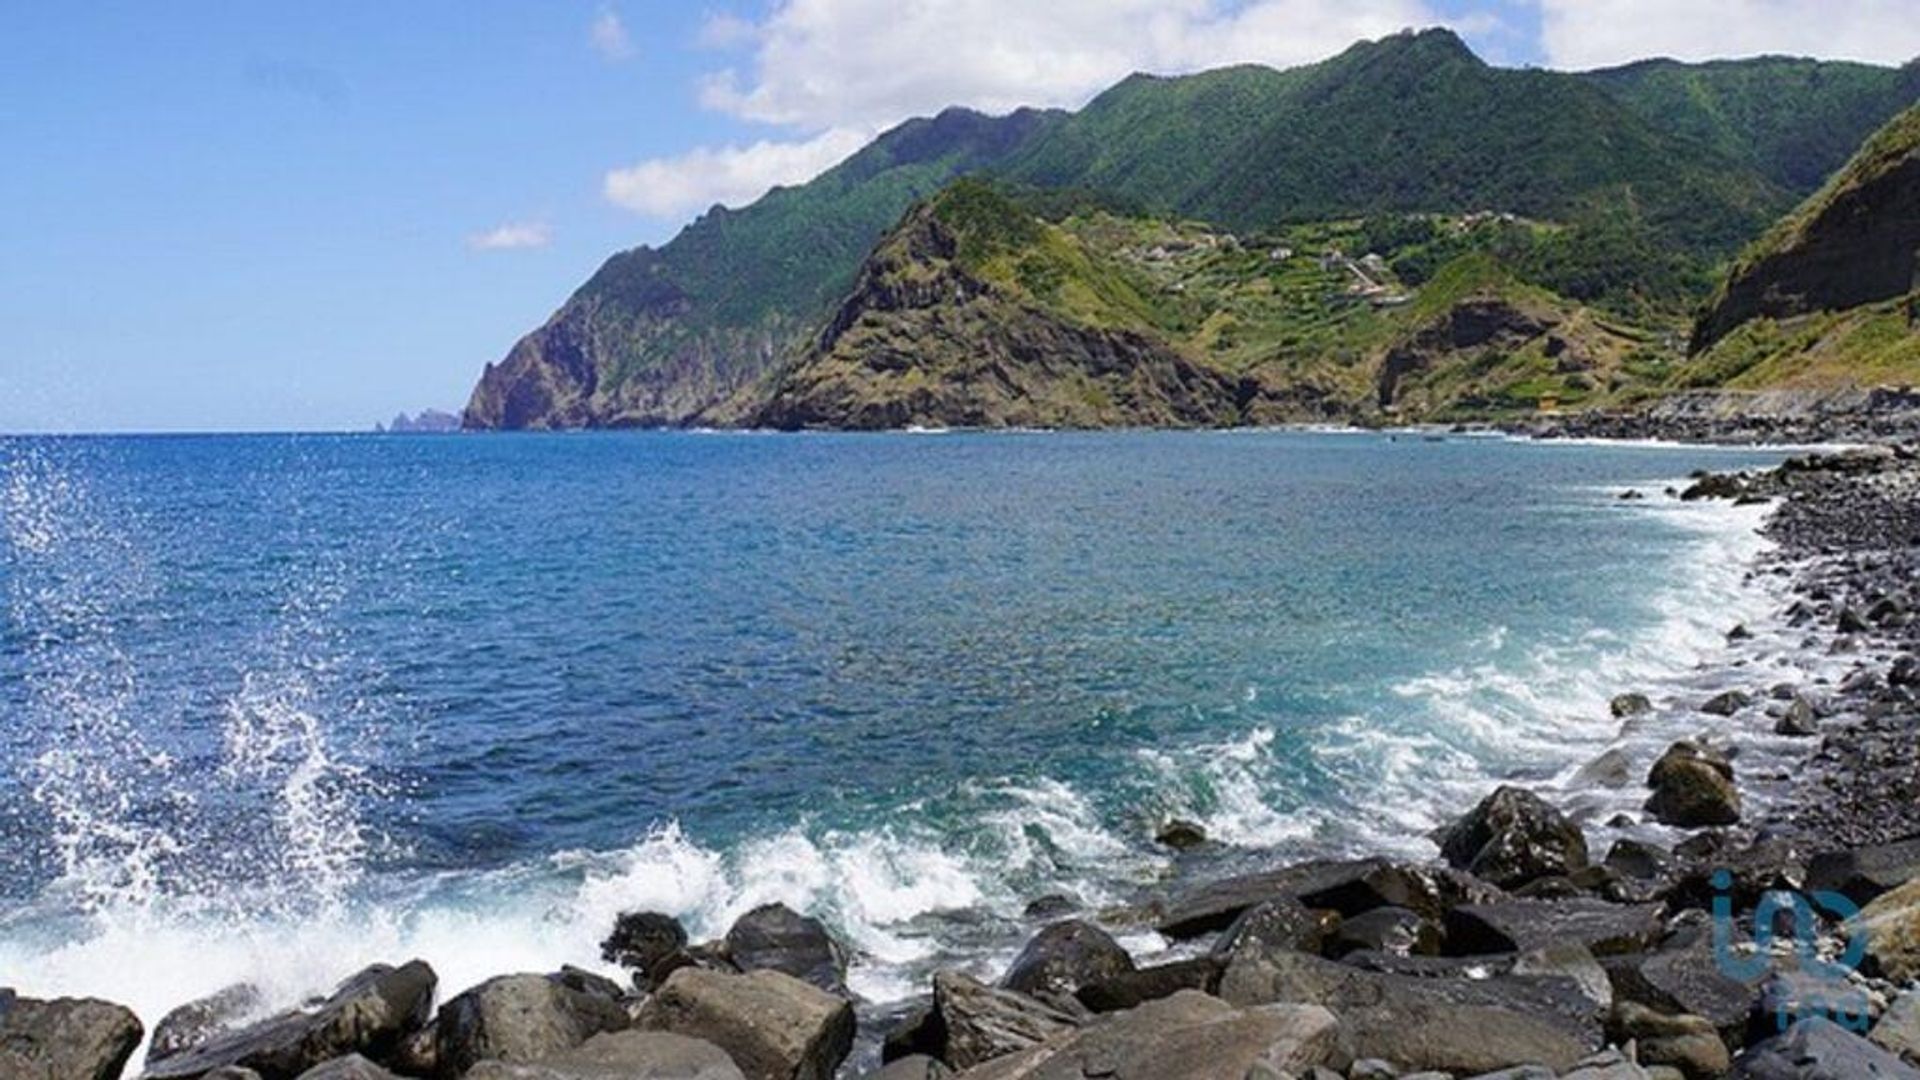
(3, 1, 1914, 432)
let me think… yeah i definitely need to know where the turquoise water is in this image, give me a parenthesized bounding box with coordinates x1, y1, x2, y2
(0, 430, 1786, 1016)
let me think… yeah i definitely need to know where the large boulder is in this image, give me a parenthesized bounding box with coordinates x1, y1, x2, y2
(1646, 742, 1742, 827)
(1609, 1001, 1730, 1080)
(1872, 990, 1920, 1063)
(434, 973, 628, 1077)
(1072, 958, 1222, 1014)
(148, 985, 266, 1067)
(1857, 877, 1920, 983)
(922, 972, 1079, 1071)
(1207, 897, 1337, 960)
(1438, 786, 1589, 890)
(293, 1056, 402, 1079)
(1808, 838, 1920, 905)
(0, 992, 144, 1080)
(1443, 898, 1666, 958)
(1733, 1018, 1920, 1079)
(1216, 948, 1599, 1073)
(463, 1030, 747, 1079)
(952, 991, 1343, 1080)
(723, 904, 849, 996)
(144, 962, 437, 1080)
(998, 921, 1134, 1002)
(634, 968, 853, 1080)
(1603, 931, 1762, 1048)
(602, 912, 690, 978)
(1158, 858, 1495, 939)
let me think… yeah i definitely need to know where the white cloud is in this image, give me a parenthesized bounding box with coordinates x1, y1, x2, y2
(693, 0, 1442, 130)
(697, 12, 758, 50)
(590, 5, 636, 61)
(1539, 0, 1920, 69)
(603, 127, 874, 218)
(467, 221, 552, 251)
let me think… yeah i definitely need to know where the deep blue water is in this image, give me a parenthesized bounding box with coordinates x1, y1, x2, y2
(0, 430, 1788, 1016)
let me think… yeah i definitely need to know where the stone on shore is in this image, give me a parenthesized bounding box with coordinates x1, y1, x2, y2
(144, 961, 437, 1080)
(148, 984, 266, 1067)
(998, 920, 1134, 1002)
(1612, 693, 1655, 719)
(1154, 819, 1208, 850)
(1437, 786, 1590, 889)
(918, 972, 1079, 1071)
(634, 968, 853, 1080)
(1807, 838, 1920, 905)
(0, 992, 144, 1080)
(1158, 857, 1498, 939)
(1646, 741, 1742, 827)
(1209, 897, 1338, 960)
(948, 991, 1344, 1080)
(1216, 948, 1600, 1073)
(1072, 957, 1223, 1013)
(1609, 1001, 1730, 1080)
(723, 904, 850, 996)
(602, 911, 690, 977)
(463, 1030, 749, 1079)
(867, 1055, 951, 1080)
(1872, 991, 1920, 1063)
(435, 972, 629, 1077)
(1443, 897, 1665, 957)
(1701, 690, 1753, 717)
(1733, 1017, 1920, 1079)
(1603, 932, 1761, 1048)
(1857, 878, 1920, 983)
(292, 1055, 402, 1079)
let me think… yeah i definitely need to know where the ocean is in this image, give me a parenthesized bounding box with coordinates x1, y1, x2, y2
(0, 429, 1793, 1029)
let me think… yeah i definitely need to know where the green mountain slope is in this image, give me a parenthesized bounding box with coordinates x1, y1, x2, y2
(753, 181, 1656, 429)
(466, 30, 1920, 430)
(1679, 102, 1920, 387)
(463, 106, 1062, 428)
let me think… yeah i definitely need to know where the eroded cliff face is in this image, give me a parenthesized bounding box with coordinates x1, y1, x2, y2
(751, 209, 1244, 431)
(1692, 105, 1920, 354)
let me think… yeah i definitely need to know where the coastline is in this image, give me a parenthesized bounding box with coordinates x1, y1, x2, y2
(6, 432, 1920, 1080)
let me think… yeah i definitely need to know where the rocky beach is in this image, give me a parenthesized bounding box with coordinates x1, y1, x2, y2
(6, 426, 1920, 1080)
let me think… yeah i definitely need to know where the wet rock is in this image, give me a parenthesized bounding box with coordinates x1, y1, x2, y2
(1443, 897, 1665, 958)
(293, 1055, 401, 1080)
(1646, 741, 1741, 827)
(723, 904, 850, 997)
(148, 984, 266, 1065)
(1609, 1001, 1730, 1080)
(145, 961, 437, 1080)
(1701, 690, 1753, 717)
(635, 968, 852, 1080)
(1732, 1017, 1920, 1079)
(1857, 878, 1920, 982)
(1217, 948, 1601, 1070)
(0, 993, 144, 1080)
(601, 912, 690, 977)
(1613, 693, 1655, 720)
(1775, 696, 1820, 736)
(926, 972, 1078, 1071)
(1606, 839, 1673, 883)
(1156, 859, 1386, 939)
(463, 1030, 749, 1080)
(1021, 895, 1078, 921)
(1604, 932, 1761, 1048)
(1575, 748, 1636, 789)
(1154, 819, 1208, 850)
(1891, 656, 1920, 688)
(1871, 991, 1920, 1063)
(1329, 906, 1441, 958)
(1438, 786, 1590, 890)
(1838, 607, 1874, 634)
(1807, 838, 1920, 905)
(1073, 958, 1223, 1014)
(1208, 897, 1337, 960)
(949, 992, 1345, 1080)
(999, 920, 1134, 1002)
(435, 972, 628, 1077)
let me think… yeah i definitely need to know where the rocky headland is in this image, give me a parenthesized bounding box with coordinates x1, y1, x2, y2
(9, 442, 1920, 1080)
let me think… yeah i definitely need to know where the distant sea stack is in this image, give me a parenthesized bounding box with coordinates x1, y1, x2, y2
(379, 408, 462, 434)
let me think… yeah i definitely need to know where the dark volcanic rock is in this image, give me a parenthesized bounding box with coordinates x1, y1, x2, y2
(1733, 1017, 1920, 1079)
(926, 971, 1079, 1071)
(1604, 931, 1762, 1048)
(1154, 819, 1208, 850)
(1327, 906, 1441, 958)
(1806, 837, 1920, 905)
(1647, 740, 1743, 827)
(463, 1030, 748, 1079)
(145, 962, 436, 1080)
(1159, 857, 1494, 939)
(1073, 957, 1223, 1014)
(434, 972, 628, 1077)
(601, 911, 690, 977)
(1207, 897, 1337, 960)
(946, 991, 1345, 1080)
(293, 1055, 402, 1080)
(998, 920, 1134, 1001)
(635, 968, 852, 1080)
(1443, 897, 1665, 958)
(149, 984, 266, 1066)
(0, 993, 144, 1080)
(724, 903, 850, 996)
(1438, 786, 1590, 889)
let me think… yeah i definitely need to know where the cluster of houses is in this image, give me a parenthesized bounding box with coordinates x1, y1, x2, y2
(1317, 248, 1411, 306)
